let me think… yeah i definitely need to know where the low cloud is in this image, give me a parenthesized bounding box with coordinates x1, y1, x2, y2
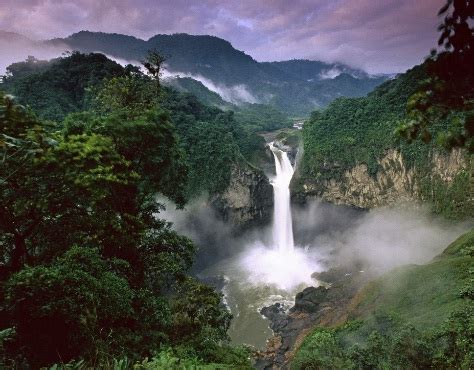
(162, 67, 258, 104)
(293, 201, 471, 272)
(319, 67, 342, 80)
(161, 197, 470, 286)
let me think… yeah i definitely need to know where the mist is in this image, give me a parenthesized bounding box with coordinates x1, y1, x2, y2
(161, 198, 470, 284)
(319, 67, 343, 80)
(159, 194, 470, 348)
(161, 67, 258, 104)
(0, 37, 67, 75)
(293, 200, 471, 272)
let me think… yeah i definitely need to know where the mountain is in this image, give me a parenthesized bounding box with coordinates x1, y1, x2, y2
(0, 30, 387, 115)
(263, 59, 369, 81)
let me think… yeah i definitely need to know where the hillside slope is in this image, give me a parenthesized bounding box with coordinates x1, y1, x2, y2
(292, 229, 474, 369)
(1, 52, 274, 227)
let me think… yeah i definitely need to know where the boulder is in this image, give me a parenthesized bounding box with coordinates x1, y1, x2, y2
(291, 286, 328, 313)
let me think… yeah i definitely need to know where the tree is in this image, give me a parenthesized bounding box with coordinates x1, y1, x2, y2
(142, 50, 167, 96)
(4, 247, 135, 367)
(2, 52, 126, 121)
(0, 53, 250, 367)
(0, 92, 142, 274)
(398, 0, 474, 152)
(72, 74, 189, 206)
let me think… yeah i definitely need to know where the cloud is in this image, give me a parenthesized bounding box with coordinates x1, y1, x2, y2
(162, 67, 258, 104)
(319, 67, 342, 80)
(0, 0, 444, 73)
(0, 34, 67, 75)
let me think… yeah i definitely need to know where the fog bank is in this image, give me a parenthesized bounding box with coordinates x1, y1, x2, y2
(162, 199, 471, 281)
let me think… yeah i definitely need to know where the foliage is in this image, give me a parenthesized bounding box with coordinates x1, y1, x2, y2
(63, 108, 188, 206)
(291, 329, 351, 369)
(2, 52, 126, 121)
(234, 103, 291, 132)
(158, 87, 246, 197)
(4, 247, 135, 366)
(27, 30, 388, 116)
(3, 51, 270, 199)
(165, 77, 232, 109)
(302, 64, 429, 181)
(0, 74, 247, 368)
(398, 0, 474, 152)
(300, 61, 472, 219)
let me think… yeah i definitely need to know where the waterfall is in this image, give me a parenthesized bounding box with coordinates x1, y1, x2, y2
(269, 142, 295, 252)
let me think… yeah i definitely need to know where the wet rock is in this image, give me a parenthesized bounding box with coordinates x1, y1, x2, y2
(255, 266, 377, 369)
(211, 164, 273, 228)
(291, 286, 328, 313)
(260, 303, 288, 332)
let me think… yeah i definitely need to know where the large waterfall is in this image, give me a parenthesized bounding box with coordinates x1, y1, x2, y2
(269, 142, 295, 252)
(203, 141, 321, 347)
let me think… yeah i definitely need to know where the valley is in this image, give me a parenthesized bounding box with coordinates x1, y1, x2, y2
(0, 2, 473, 368)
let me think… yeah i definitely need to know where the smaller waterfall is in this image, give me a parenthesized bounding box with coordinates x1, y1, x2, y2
(269, 142, 295, 252)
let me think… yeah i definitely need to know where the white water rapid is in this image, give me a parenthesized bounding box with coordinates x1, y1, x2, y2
(269, 142, 295, 252)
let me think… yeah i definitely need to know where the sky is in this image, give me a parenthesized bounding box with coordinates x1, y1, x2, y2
(0, 0, 445, 74)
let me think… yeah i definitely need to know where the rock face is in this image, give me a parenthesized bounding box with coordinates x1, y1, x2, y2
(211, 164, 273, 228)
(297, 148, 468, 209)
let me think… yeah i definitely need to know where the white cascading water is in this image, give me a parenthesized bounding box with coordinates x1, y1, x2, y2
(269, 142, 295, 251)
(235, 140, 321, 292)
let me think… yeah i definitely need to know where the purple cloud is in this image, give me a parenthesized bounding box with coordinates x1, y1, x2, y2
(0, 0, 444, 73)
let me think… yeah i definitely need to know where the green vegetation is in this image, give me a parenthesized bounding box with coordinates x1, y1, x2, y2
(293, 230, 474, 369)
(398, 0, 474, 152)
(234, 103, 291, 132)
(0, 51, 253, 367)
(0, 29, 388, 116)
(2, 52, 127, 121)
(1, 52, 277, 201)
(302, 64, 431, 180)
(165, 77, 232, 109)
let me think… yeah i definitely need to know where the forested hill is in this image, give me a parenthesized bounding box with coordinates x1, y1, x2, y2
(1, 52, 284, 206)
(297, 61, 473, 220)
(0, 30, 387, 115)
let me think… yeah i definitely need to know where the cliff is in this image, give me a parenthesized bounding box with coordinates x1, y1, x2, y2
(294, 148, 471, 213)
(211, 164, 273, 228)
(297, 62, 473, 219)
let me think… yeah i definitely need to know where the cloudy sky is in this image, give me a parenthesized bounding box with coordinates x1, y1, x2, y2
(0, 0, 445, 73)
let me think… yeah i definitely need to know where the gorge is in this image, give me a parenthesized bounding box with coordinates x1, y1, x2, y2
(1, 6, 472, 366)
(162, 134, 470, 369)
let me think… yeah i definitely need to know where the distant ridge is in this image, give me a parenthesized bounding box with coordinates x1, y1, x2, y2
(2, 30, 388, 114)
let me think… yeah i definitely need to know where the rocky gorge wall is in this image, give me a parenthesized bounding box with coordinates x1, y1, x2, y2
(211, 164, 274, 228)
(294, 148, 472, 215)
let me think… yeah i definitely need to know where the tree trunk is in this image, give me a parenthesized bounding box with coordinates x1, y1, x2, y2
(11, 233, 28, 272)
